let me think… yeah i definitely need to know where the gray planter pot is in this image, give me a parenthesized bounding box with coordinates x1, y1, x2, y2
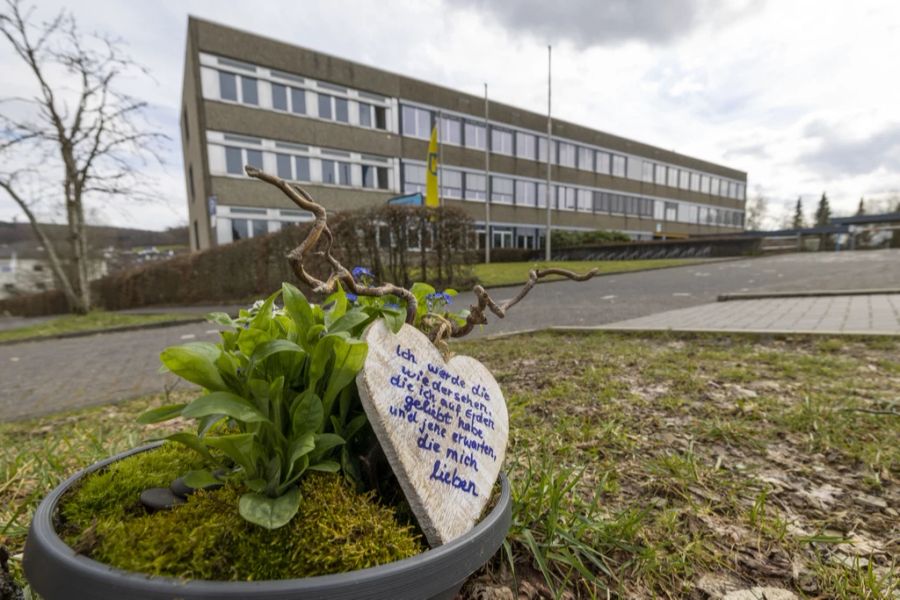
(24, 443, 511, 600)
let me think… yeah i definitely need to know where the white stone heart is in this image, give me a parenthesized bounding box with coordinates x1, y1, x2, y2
(356, 320, 509, 547)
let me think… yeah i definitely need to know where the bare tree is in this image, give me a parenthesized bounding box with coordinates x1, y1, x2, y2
(0, 0, 163, 313)
(744, 188, 768, 230)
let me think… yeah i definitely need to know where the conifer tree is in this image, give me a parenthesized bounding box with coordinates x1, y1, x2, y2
(792, 197, 804, 229)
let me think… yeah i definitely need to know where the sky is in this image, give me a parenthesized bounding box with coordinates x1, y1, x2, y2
(2, 0, 899, 230)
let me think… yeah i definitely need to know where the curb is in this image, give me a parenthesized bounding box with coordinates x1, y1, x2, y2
(561, 325, 900, 337)
(0, 317, 207, 347)
(717, 289, 900, 302)
(477, 256, 749, 292)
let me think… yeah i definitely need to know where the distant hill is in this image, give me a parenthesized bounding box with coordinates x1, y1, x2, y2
(0, 221, 188, 250)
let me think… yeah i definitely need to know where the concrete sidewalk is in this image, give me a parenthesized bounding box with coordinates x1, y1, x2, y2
(598, 294, 900, 335)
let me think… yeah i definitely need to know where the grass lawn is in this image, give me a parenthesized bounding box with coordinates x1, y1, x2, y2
(2, 332, 897, 598)
(471, 259, 704, 288)
(0, 311, 199, 343)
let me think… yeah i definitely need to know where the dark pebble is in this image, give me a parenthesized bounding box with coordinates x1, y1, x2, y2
(140, 487, 185, 512)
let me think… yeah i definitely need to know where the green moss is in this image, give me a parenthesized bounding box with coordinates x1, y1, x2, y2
(60, 444, 423, 580)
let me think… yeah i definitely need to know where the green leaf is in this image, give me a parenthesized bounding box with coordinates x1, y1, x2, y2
(310, 433, 345, 463)
(205, 433, 257, 475)
(308, 460, 340, 473)
(381, 307, 405, 334)
(324, 285, 348, 327)
(282, 283, 314, 334)
(307, 340, 331, 389)
(250, 289, 281, 331)
(183, 469, 221, 489)
(137, 403, 186, 424)
(239, 488, 302, 530)
(237, 328, 271, 358)
(342, 413, 368, 441)
(165, 432, 213, 461)
(182, 391, 271, 424)
(249, 339, 305, 373)
(287, 432, 316, 467)
(292, 393, 324, 438)
(328, 309, 371, 335)
(160, 343, 227, 391)
(206, 312, 234, 327)
(197, 414, 224, 437)
(322, 337, 368, 417)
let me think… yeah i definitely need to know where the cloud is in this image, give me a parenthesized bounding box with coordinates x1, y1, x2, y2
(800, 121, 900, 177)
(450, 0, 764, 47)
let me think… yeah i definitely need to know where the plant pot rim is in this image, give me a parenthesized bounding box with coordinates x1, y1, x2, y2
(24, 442, 512, 600)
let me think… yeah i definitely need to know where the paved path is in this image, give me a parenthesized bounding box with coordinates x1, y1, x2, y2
(597, 294, 900, 335)
(2, 250, 899, 421)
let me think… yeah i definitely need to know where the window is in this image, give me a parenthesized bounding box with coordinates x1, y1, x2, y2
(465, 173, 486, 200)
(241, 77, 258, 105)
(188, 164, 195, 202)
(642, 161, 654, 183)
(245, 149, 263, 170)
(665, 201, 678, 221)
(374, 106, 387, 129)
(515, 132, 536, 159)
(679, 170, 690, 189)
(537, 183, 549, 208)
(322, 160, 352, 185)
(515, 180, 536, 206)
(359, 102, 372, 127)
(440, 169, 463, 197)
(594, 191, 609, 212)
(252, 220, 268, 237)
(318, 93, 333, 119)
(690, 172, 700, 192)
(404, 164, 427, 194)
(654, 164, 666, 185)
(538, 137, 549, 162)
(711, 178, 720, 196)
(402, 105, 432, 139)
(491, 128, 513, 155)
(225, 146, 243, 174)
(464, 121, 486, 149)
(295, 157, 311, 181)
(232, 218, 249, 241)
(596, 152, 610, 174)
(577, 147, 593, 171)
(667, 167, 678, 187)
(272, 83, 287, 111)
(219, 71, 237, 101)
(290, 88, 306, 114)
(556, 142, 576, 168)
(612, 154, 626, 177)
(335, 97, 349, 123)
(491, 176, 513, 204)
(362, 165, 389, 190)
(276, 153, 292, 179)
(558, 186, 576, 210)
(440, 116, 462, 145)
(736, 183, 745, 200)
(576, 188, 592, 212)
(700, 175, 710, 194)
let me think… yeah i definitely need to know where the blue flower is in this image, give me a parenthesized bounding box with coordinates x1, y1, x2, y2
(385, 302, 400, 310)
(346, 293, 358, 303)
(352, 266, 374, 280)
(425, 291, 454, 310)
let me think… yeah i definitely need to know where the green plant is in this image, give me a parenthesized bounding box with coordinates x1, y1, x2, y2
(139, 282, 404, 529)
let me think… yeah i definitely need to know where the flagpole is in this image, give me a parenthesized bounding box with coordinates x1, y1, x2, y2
(484, 82, 491, 264)
(545, 44, 552, 261)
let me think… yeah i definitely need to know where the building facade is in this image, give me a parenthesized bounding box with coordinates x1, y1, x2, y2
(181, 18, 747, 252)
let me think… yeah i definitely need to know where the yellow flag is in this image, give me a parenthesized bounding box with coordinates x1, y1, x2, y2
(425, 125, 439, 207)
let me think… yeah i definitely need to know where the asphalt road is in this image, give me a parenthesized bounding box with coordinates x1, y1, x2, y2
(2, 250, 899, 421)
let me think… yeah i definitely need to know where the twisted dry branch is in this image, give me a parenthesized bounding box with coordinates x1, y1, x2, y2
(244, 166, 599, 341)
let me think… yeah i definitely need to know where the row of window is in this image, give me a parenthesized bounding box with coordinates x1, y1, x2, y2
(402, 163, 743, 226)
(205, 61, 389, 130)
(214, 143, 391, 190)
(401, 104, 745, 199)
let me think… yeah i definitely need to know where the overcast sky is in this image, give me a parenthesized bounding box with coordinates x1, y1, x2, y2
(2, 0, 899, 230)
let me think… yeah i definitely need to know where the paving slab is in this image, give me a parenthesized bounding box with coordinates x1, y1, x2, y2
(597, 294, 900, 335)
